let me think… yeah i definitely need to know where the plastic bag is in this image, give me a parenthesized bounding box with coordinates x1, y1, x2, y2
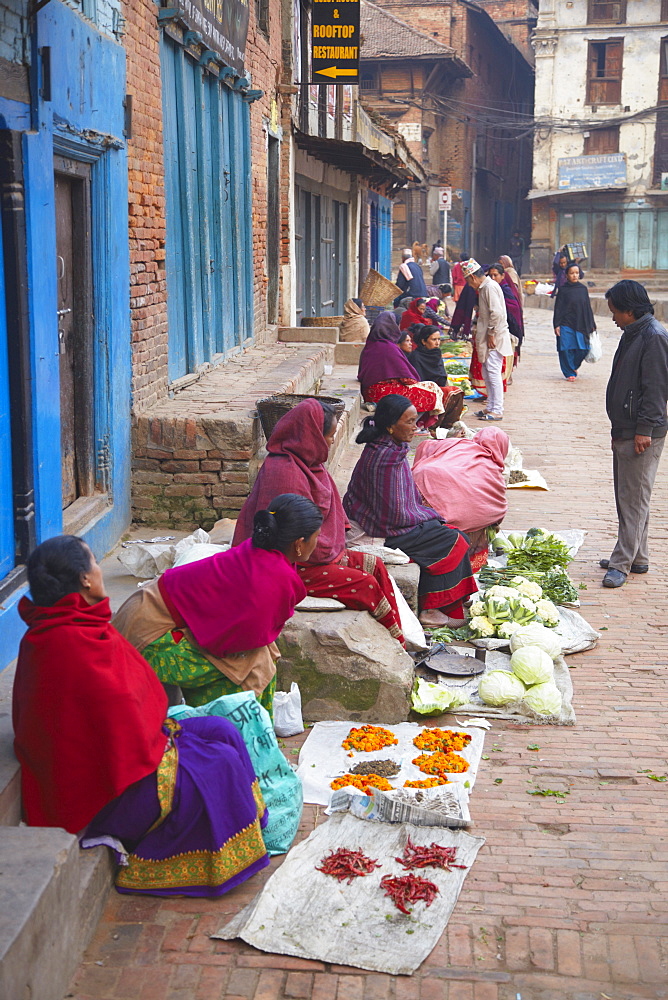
(169, 692, 302, 855)
(389, 577, 428, 651)
(585, 331, 602, 364)
(273, 682, 304, 737)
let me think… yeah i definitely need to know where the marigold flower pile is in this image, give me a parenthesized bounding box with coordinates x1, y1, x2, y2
(403, 776, 450, 788)
(342, 725, 398, 753)
(330, 773, 393, 792)
(412, 751, 469, 775)
(413, 728, 472, 753)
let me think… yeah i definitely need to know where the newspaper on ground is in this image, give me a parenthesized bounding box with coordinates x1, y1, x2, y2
(214, 812, 485, 975)
(326, 782, 472, 828)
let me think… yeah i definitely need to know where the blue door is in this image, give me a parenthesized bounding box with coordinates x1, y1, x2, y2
(161, 37, 254, 380)
(0, 217, 14, 580)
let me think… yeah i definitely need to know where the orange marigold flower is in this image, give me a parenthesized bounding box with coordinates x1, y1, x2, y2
(404, 777, 451, 788)
(330, 773, 394, 792)
(412, 751, 469, 775)
(341, 725, 398, 753)
(413, 728, 472, 753)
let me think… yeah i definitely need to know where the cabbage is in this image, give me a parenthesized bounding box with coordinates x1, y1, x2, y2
(469, 600, 486, 617)
(412, 677, 469, 715)
(510, 645, 554, 686)
(523, 681, 562, 717)
(535, 598, 560, 627)
(469, 615, 496, 638)
(510, 622, 562, 660)
(478, 670, 526, 706)
(485, 597, 513, 624)
(497, 621, 522, 640)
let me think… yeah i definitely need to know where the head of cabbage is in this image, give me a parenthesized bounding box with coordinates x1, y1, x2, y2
(510, 645, 554, 686)
(478, 670, 526, 706)
(523, 680, 562, 717)
(509, 622, 562, 660)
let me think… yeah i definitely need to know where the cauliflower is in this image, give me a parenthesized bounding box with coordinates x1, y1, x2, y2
(485, 585, 519, 601)
(484, 597, 513, 624)
(512, 579, 543, 601)
(469, 600, 486, 617)
(508, 594, 538, 625)
(469, 615, 496, 638)
(497, 621, 522, 640)
(535, 598, 560, 628)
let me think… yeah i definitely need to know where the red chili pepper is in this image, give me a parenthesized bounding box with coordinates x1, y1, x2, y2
(380, 873, 440, 914)
(316, 848, 381, 884)
(396, 837, 468, 872)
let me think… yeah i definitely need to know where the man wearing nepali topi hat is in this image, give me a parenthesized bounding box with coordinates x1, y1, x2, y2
(463, 259, 512, 421)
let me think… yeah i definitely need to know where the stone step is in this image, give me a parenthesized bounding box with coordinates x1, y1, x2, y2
(334, 341, 364, 365)
(278, 326, 338, 344)
(0, 827, 113, 1000)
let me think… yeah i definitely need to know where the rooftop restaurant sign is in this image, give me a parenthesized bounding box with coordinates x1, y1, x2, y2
(557, 153, 627, 192)
(310, 0, 360, 84)
(178, 0, 249, 75)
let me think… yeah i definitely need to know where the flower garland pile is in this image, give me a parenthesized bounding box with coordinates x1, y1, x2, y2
(413, 728, 471, 753)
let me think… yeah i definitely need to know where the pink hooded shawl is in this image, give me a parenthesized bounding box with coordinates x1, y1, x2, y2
(233, 398, 347, 565)
(159, 538, 306, 657)
(412, 427, 510, 533)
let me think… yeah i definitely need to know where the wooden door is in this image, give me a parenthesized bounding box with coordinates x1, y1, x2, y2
(54, 162, 94, 509)
(591, 212, 620, 269)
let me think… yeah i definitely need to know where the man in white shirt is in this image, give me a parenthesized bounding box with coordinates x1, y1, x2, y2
(462, 258, 512, 420)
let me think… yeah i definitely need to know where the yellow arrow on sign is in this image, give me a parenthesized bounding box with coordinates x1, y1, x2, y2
(315, 66, 358, 78)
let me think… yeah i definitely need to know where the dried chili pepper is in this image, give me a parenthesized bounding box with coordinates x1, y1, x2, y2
(316, 848, 381, 884)
(380, 873, 439, 914)
(396, 837, 468, 872)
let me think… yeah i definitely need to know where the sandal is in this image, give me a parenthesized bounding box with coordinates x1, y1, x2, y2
(476, 413, 502, 421)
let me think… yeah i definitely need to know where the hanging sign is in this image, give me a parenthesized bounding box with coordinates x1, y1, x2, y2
(178, 0, 250, 75)
(310, 0, 360, 84)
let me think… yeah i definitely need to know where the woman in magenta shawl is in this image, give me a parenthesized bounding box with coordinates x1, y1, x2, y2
(113, 493, 323, 716)
(357, 312, 447, 427)
(233, 398, 404, 644)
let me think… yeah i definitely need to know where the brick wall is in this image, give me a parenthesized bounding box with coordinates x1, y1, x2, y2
(124, 0, 169, 413)
(0, 0, 28, 64)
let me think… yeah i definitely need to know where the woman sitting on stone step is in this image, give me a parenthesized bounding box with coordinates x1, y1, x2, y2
(113, 492, 322, 717)
(343, 394, 478, 629)
(12, 533, 298, 896)
(233, 397, 405, 646)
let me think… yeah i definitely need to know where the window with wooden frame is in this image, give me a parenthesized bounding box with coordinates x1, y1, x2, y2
(256, 0, 269, 37)
(662, 0, 668, 23)
(587, 39, 623, 105)
(584, 125, 619, 154)
(660, 37, 668, 103)
(587, 0, 626, 24)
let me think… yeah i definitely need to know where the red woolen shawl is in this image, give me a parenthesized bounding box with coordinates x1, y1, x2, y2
(232, 398, 347, 565)
(13, 594, 168, 834)
(159, 537, 306, 657)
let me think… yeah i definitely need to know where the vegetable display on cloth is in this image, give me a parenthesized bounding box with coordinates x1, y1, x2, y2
(413, 751, 469, 775)
(331, 774, 394, 793)
(509, 623, 562, 660)
(494, 528, 572, 573)
(478, 566, 579, 606)
(380, 873, 439, 914)
(464, 579, 560, 639)
(342, 725, 398, 753)
(413, 728, 472, 753)
(476, 641, 563, 717)
(477, 670, 526, 706)
(316, 848, 381, 883)
(396, 838, 467, 872)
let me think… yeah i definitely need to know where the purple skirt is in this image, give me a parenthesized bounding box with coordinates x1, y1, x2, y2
(82, 716, 269, 897)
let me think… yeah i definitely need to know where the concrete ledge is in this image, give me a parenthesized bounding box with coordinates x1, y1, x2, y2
(334, 342, 364, 365)
(279, 327, 338, 344)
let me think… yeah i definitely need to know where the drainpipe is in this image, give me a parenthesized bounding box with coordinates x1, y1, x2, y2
(470, 136, 477, 256)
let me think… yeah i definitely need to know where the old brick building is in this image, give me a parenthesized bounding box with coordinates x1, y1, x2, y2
(361, 0, 536, 260)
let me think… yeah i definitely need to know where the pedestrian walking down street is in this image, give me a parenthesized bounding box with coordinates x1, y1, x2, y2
(508, 231, 525, 276)
(462, 258, 512, 421)
(393, 248, 428, 306)
(427, 247, 450, 297)
(601, 280, 668, 588)
(553, 261, 596, 381)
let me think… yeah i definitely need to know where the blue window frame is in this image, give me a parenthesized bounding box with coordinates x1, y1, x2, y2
(161, 36, 254, 381)
(0, 214, 14, 580)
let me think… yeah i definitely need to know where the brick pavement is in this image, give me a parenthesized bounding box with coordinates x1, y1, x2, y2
(67, 308, 668, 1000)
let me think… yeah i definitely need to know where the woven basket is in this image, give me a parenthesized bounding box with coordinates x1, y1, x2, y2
(301, 316, 344, 327)
(256, 393, 345, 440)
(360, 268, 402, 307)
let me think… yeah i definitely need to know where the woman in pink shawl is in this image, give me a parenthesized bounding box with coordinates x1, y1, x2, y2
(233, 399, 404, 644)
(412, 427, 510, 571)
(113, 493, 323, 716)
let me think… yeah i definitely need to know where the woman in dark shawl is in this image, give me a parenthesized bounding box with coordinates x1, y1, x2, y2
(343, 395, 477, 628)
(449, 282, 477, 340)
(357, 312, 447, 426)
(411, 325, 447, 386)
(488, 263, 524, 359)
(232, 398, 404, 644)
(553, 261, 596, 380)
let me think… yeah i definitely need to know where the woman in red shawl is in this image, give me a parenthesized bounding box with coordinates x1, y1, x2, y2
(113, 493, 323, 717)
(412, 427, 510, 571)
(233, 398, 405, 645)
(12, 535, 273, 897)
(399, 297, 428, 332)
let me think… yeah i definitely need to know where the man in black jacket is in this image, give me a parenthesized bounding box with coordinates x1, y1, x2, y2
(601, 280, 668, 587)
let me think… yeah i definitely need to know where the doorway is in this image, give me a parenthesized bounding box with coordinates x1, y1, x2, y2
(54, 158, 95, 510)
(591, 211, 621, 269)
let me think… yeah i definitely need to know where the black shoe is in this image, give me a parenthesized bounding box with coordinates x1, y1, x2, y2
(602, 569, 627, 588)
(599, 558, 649, 574)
